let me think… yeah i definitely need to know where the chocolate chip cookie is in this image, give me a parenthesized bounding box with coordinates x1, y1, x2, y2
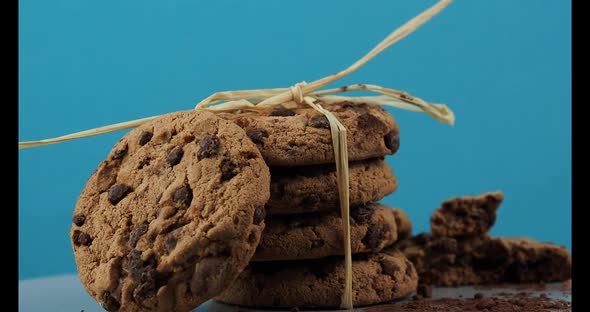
(253, 203, 398, 261)
(219, 101, 399, 166)
(71, 110, 270, 311)
(267, 158, 397, 215)
(398, 233, 572, 286)
(216, 248, 417, 308)
(430, 192, 503, 238)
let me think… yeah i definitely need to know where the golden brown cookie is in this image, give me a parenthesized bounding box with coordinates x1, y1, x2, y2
(267, 158, 397, 215)
(216, 248, 417, 308)
(70, 110, 270, 311)
(219, 102, 400, 166)
(253, 203, 398, 261)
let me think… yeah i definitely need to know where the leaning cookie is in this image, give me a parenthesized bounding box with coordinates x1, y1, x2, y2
(216, 248, 417, 308)
(267, 158, 397, 215)
(253, 203, 398, 261)
(71, 111, 270, 311)
(218, 101, 399, 166)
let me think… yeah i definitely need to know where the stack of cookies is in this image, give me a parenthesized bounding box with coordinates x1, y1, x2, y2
(215, 102, 419, 308)
(70, 102, 420, 311)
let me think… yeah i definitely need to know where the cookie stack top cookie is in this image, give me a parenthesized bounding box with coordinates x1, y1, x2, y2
(218, 101, 400, 166)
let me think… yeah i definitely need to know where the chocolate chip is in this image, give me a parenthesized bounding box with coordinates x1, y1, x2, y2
(165, 235, 177, 253)
(417, 284, 432, 298)
(173, 185, 193, 208)
(72, 214, 86, 226)
(133, 267, 158, 303)
(350, 203, 377, 224)
(166, 146, 184, 167)
(182, 135, 195, 143)
(308, 115, 330, 129)
(384, 130, 400, 153)
(101, 291, 120, 311)
(362, 223, 389, 250)
(190, 257, 227, 296)
(108, 184, 132, 205)
(129, 223, 149, 247)
(138, 131, 153, 146)
(126, 249, 144, 280)
(357, 113, 383, 129)
(72, 230, 93, 246)
(270, 105, 296, 116)
(253, 206, 266, 225)
(246, 128, 269, 145)
(112, 145, 128, 160)
(197, 135, 220, 160)
(220, 158, 237, 181)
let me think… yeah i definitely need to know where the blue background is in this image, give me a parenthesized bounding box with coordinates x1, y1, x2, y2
(19, 0, 571, 280)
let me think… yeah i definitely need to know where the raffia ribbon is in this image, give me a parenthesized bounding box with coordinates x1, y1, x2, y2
(19, 0, 453, 309)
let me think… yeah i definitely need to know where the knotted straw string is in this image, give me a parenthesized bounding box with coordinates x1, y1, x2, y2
(19, 0, 453, 309)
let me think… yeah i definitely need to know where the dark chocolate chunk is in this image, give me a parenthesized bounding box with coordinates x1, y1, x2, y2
(384, 130, 400, 153)
(308, 115, 330, 129)
(166, 146, 184, 167)
(101, 291, 121, 311)
(138, 131, 153, 146)
(108, 184, 132, 205)
(72, 230, 93, 246)
(357, 113, 383, 129)
(350, 203, 377, 224)
(173, 185, 193, 208)
(362, 223, 389, 250)
(246, 128, 269, 145)
(253, 206, 266, 225)
(197, 134, 220, 160)
(112, 145, 128, 160)
(129, 223, 149, 247)
(220, 158, 237, 181)
(72, 214, 86, 226)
